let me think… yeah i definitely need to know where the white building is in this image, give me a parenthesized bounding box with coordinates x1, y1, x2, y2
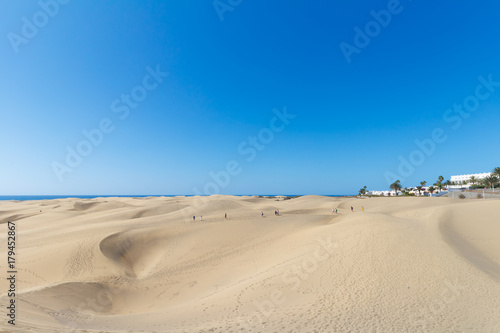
(451, 172, 491, 184)
(367, 186, 441, 197)
(367, 190, 402, 196)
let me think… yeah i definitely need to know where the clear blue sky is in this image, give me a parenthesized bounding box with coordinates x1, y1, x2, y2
(1, 0, 499, 195)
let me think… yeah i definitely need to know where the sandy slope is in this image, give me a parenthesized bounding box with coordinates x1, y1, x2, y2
(0, 195, 499, 332)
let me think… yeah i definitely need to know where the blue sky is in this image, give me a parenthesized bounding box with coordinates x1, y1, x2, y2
(1, 0, 499, 195)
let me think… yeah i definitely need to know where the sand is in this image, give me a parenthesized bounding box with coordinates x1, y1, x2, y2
(0, 195, 499, 332)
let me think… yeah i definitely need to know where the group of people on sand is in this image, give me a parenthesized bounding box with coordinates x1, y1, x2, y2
(193, 206, 366, 221)
(190, 208, 288, 221)
(333, 206, 365, 214)
(192, 212, 228, 221)
(260, 209, 280, 217)
(349, 206, 364, 212)
(193, 213, 227, 222)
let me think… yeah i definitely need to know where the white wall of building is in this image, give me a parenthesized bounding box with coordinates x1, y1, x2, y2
(367, 186, 443, 196)
(451, 172, 491, 183)
(367, 190, 404, 196)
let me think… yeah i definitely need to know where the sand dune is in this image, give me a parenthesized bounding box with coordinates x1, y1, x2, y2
(0, 195, 499, 332)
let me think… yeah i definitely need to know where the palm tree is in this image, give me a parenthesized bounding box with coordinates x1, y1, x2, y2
(390, 180, 402, 196)
(428, 186, 436, 195)
(419, 181, 427, 196)
(359, 186, 367, 196)
(416, 185, 423, 196)
(436, 176, 444, 192)
(493, 167, 500, 179)
(483, 175, 499, 189)
(469, 176, 477, 185)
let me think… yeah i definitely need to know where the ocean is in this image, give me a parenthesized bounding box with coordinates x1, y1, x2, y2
(0, 194, 351, 201)
(0, 195, 177, 201)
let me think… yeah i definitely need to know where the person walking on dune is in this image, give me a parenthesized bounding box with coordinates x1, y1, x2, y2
(351, 206, 354, 212)
(193, 216, 195, 221)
